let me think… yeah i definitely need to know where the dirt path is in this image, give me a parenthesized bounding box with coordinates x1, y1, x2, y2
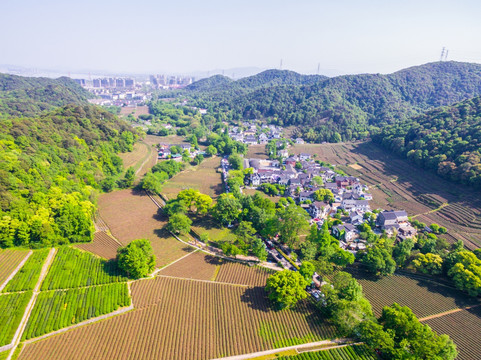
(418, 303, 481, 322)
(6, 248, 57, 360)
(0, 251, 32, 292)
(211, 338, 354, 360)
(412, 202, 449, 219)
(135, 141, 156, 177)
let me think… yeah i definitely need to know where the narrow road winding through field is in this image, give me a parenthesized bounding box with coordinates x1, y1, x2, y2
(6, 248, 57, 360)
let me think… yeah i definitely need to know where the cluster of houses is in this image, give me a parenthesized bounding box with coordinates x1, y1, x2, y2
(157, 143, 205, 161)
(245, 153, 417, 255)
(228, 122, 284, 145)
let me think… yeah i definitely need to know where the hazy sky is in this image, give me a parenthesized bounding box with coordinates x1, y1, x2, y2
(2, 0, 481, 76)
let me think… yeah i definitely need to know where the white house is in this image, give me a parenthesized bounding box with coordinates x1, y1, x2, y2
(295, 138, 305, 144)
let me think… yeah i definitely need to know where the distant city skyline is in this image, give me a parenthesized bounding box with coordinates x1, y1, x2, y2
(2, 0, 481, 77)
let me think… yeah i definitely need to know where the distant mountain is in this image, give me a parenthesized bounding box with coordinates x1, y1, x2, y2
(373, 95, 481, 188)
(186, 75, 234, 92)
(0, 73, 92, 117)
(186, 61, 481, 142)
(186, 69, 327, 93)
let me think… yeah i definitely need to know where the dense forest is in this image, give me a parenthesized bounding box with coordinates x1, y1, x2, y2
(0, 73, 137, 248)
(373, 96, 481, 188)
(0, 73, 92, 117)
(185, 62, 481, 142)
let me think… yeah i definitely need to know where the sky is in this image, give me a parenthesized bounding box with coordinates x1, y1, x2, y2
(1, 0, 481, 77)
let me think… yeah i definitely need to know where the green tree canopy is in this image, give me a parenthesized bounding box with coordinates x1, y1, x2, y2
(265, 270, 308, 309)
(117, 239, 156, 279)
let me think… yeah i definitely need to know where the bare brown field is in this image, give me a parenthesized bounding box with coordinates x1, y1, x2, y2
(75, 231, 120, 260)
(144, 134, 187, 146)
(0, 249, 29, 285)
(98, 189, 193, 267)
(118, 142, 150, 169)
(215, 262, 274, 287)
(20, 276, 337, 360)
(423, 307, 481, 360)
(161, 156, 223, 200)
(247, 144, 269, 159)
(300, 142, 481, 249)
(119, 105, 149, 118)
(158, 251, 221, 280)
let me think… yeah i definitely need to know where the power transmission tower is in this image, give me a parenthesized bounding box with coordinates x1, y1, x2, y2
(280, 59, 283, 70)
(444, 49, 449, 61)
(440, 47, 445, 61)
(317, 63, 320, 75)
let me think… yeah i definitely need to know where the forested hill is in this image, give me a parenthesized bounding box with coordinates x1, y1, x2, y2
(373, 95, 481, 188)
(0, 104, 137, 248)
(186, 69, 327, 94)
(186, 61, 481, 143)
(0, 73, 92, 117)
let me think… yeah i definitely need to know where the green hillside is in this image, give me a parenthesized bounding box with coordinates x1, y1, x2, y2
(186, 61, 481, 142)
(373, 95, 481, 188)
(0, 73, 92, 117)
(0, 104, 136, 248)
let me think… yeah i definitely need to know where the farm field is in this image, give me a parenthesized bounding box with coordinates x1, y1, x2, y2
(247, 144, 269, 159)
(19, 276, 338, 360)
(277, 344, 377, 360)
(0, 249, 30, 287)
(3, 249, 49, 292)
(75, 231, 121, 260)
(118, 141, 150, 169)
(0, 291, 32, 346)
(215, 261, 273, 287)
(292, 142, 481, 249)
(423, 306, 481, 360)
(158, 251, 221, 281)
(119, 105, 150, 118)
(41, 247, 127, 290)
(0, 351, 8, 360)
(98, 188, 193, 268)
(341, 268, 481, 318)
(23, 283, 130, 340)
(144, 134, 187, 146)
(158, 251, 273, 286)
(161, 156, 223, 200)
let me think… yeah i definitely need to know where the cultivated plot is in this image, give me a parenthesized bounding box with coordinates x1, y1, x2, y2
(23, 283, 130, 340)
(20, 276, 338, 360)
(98, 189, 193, 268)
(294, 142, 481, 248)
(41, 247, 127, 290)
(75, 231, 120, 260)
(161, 156, 223, 200)
(423, 306, 481, 360)
(2, 249, 49, 292)
(0, 249, 30, 287)
(342, 268, 480, 318)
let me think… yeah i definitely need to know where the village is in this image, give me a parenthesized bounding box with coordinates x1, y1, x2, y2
(223, 122, 418, 257)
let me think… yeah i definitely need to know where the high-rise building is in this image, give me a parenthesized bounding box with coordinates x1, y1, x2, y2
(93, 79, 101, 87)
(124, 78, 135, 88)
(116, 78, 125, 88)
